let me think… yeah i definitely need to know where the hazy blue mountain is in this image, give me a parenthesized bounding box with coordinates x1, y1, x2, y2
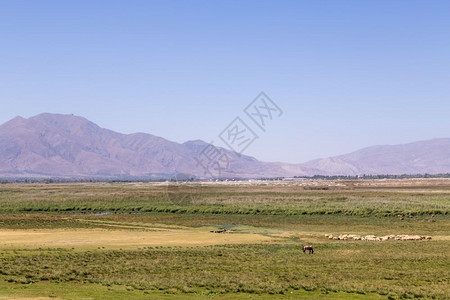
(301, 138, 450, 175)
(0, 113, 303, 178)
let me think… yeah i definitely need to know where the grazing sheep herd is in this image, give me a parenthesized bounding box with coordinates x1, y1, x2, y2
(325, 234, 432, 241)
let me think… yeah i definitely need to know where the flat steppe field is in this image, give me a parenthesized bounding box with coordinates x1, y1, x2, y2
(0, 179, 449, 299)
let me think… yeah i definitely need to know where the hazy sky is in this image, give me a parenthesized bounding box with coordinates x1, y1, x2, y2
(1, 0, 449, 163)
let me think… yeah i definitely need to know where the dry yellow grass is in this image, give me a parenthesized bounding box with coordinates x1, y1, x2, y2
(0, 228, 272, 250)
(1, 298, 58, 300)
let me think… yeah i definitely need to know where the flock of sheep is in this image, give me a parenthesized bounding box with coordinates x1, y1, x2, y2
(325, 233, 432, 241)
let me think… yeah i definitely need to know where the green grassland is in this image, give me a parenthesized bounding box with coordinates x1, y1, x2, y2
(0, 181, 449, 216)
(0, 180, 449, 299)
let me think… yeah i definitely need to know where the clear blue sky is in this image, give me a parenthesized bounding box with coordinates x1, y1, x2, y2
(1, 0, 449, 163)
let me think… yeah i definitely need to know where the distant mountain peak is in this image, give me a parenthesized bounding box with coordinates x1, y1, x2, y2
(11, 115, 25, 121)
(184, 139, 205, 143)
(29, 113, 95, 125)
(302, 138, 450, 175)
(2, 115, 25, 127)
(183, 139, 209, 146)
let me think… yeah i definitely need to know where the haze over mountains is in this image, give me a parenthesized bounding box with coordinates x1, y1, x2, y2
(0, 113, 449, 179)
(0, 113, 300, 179)
(302, 138, 450, 176)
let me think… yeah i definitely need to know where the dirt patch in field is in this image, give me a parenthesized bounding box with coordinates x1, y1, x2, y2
(0, 228, 272, 250)
(1, 298, 59, 300)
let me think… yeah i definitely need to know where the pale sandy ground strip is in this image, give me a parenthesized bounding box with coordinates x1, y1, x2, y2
(0, 297, 68, 300)
(0, 229, 272, 249)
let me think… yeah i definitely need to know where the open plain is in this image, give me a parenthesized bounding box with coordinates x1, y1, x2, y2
(0, 179, 449, 299)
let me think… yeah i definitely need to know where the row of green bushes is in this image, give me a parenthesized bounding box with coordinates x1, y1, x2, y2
(6, 205, 447, 217)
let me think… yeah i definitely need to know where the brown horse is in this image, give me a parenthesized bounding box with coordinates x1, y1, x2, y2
(303, 245, 314, 254)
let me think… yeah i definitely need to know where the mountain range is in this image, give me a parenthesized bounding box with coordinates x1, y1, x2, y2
(0, 113, 448, 179)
